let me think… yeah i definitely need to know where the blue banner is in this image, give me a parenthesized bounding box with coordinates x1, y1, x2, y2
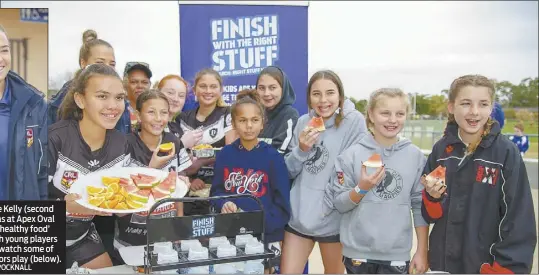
(20, 8, 48, 23)
(179, 4, 309, 115)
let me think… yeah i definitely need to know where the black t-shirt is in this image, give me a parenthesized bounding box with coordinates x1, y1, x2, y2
(171, 106, 233, 182)
(48, 119, 131, 242)
(114, 131, 191, 248)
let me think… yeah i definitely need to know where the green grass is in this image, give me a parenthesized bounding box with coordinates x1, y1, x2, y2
(404, 119, 538, 157)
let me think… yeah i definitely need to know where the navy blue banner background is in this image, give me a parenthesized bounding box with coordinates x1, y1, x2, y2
(179, 4, 309, 115)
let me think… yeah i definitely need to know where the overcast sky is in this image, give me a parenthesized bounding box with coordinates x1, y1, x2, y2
(2, 0, 538, 99)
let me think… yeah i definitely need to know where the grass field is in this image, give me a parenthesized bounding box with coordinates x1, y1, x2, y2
(404, 120, 538, 157)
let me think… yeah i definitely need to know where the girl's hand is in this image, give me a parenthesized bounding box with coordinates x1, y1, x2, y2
(409, 249, 428, 274)
(149, 143, 176, 169)
(190, 178, 206, 191)
(65, 193, 111, 216)
(298, 127, 320, 152)
(181, 129, 203, 149)
(221, 201, 238, 213)
(420, 175, 447, 199)
(357, 164, 385, 191)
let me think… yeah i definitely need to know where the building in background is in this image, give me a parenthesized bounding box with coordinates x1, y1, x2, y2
(0, 8, 48, 94)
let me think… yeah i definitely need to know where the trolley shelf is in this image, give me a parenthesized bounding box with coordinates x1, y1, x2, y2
(143, 194, 276, 273)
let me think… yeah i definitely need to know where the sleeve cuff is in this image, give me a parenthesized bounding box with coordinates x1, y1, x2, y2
(291, 146, 310, 162)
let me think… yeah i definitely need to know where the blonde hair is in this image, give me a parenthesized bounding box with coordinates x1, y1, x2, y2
(365, 88, 410, 136)
(446, 74, 495, 154)
(194, 68, 226, 107)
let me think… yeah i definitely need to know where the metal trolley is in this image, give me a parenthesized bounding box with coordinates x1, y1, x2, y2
(143, 194, 276, 274)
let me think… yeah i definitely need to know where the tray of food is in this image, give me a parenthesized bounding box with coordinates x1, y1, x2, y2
(192, 144, 221, 158)
(70, 168, 189, 214)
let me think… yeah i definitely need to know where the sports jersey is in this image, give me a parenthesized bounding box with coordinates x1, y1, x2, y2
(48, 119, 132, 244)
(114, 131, 191, 248)
(172, 106, 233, 181)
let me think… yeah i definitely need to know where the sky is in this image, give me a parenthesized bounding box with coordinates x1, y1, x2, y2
(1, 0, 538, 100)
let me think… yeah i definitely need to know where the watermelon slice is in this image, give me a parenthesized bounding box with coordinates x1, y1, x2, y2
(308, 117, 325, 132)
(119, 177, 135, 187)
(363, 153, 383, 168)
(152, 189, 171, 202)
(131, 173, 160, 189)
(426, 165, 446, 185)
(124, 184, 139, 193)
(128, 189, 151, 203)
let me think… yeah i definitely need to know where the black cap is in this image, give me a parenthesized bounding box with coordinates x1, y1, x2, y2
(124, 61, 152, 79)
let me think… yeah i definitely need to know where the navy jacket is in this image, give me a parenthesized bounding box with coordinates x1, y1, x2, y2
(421, 121, 536, 274)
(210, 140, 291, 243)
(48, 79, 131, 133)
(5, 71, 48, 200)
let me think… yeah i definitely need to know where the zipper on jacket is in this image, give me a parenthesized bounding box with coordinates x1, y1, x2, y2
(37, 138, 43, 175)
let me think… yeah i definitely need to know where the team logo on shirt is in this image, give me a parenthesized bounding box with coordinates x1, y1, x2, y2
(337, 171, 344, 185)
(475, 165, 499, 186)
(26, 128, 34, 148)
(372, 168, 403, 200)
(223, 168, 268, 197)
(61, 170, 79, 190)
(304, 144, 329, 175)
(209, 128, 218, 138)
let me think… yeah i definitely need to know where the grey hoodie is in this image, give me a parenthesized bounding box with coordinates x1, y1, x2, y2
(328, 133, 427, 261)
(285, 104, 367, 237)
(259, 67, 299, 154)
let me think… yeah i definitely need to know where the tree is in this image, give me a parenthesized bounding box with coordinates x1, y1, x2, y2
(348, 97, 368, 114)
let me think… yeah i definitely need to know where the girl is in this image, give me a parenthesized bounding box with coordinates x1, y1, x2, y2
(112, 89, 192, 263)
(508, 123, 529, 157)
(48, 64, 174, 269)
(329, 88, 428, 274)
(156, 74, 203, 149)
(280, 70, 367, 274)
(48, 29, 119, 127)
(421, 75, 536, 274)
(256, 66, 299, 154)
(210, 89, 291, 273)
(171, 68, 237, 215)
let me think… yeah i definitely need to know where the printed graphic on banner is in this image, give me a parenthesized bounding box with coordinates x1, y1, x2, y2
(180, 4, 308, 113)
(211, 15, 279, 77)
(0, 201, 66, 274)
(192, 216, 215, 237)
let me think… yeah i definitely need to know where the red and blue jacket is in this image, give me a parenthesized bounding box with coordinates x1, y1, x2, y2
(422, 121, 536, 274)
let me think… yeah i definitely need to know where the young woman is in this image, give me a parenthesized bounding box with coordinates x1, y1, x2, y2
(210, 89, 291, 273)
(280, 70, 367, 274)
(256, 66, 299, 154)
(421, 74, 536, 274)
(112, 89, 191, 263)
(156, 74, 203, 149)
(329, 88, 428, 274)
(171, 68, 237, 215)
(48, 29, 120, 127)
(48, 64, 174, 269)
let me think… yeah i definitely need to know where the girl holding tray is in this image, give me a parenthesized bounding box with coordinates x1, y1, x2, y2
(111, 89, 193, 264)
(210, 89, 291, 274)
(48, 64, 175, 269)
(170, 68, 237, 216)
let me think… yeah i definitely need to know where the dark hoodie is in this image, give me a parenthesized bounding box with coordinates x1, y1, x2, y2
(258, 67, 299, 154)
(210, 139, 291, 243)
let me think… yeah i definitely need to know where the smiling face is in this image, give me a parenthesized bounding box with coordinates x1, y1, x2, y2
(309, 78, 341, 119)
(160, 78, 187, 115)
(75, 75, 126, 130)
(80, 45, 116, 69)
(195, 74, 222, 107)
(257, 74, 282, 110)
(448, 85, 493, 139)
(369, 95, 408, 139)
(138, 98, 170, 137)
(0, 31, 11, 82)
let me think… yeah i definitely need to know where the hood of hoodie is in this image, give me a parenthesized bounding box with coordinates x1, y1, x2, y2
(263, 67, 296, 120)
(358, 132, 412, 158)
